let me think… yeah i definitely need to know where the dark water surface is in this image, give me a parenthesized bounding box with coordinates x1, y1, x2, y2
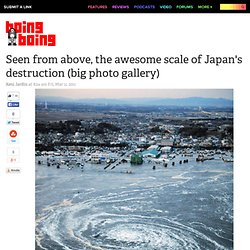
(36, 155, 233, 250)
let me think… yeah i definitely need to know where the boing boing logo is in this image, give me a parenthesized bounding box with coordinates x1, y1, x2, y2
(8, 28, 17, 46)
(6, 21, 56, 46)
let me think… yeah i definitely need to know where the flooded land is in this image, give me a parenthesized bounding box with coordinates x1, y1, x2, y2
(35, 101, 233, 250)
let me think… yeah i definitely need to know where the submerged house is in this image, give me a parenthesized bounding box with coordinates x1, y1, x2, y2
(131, 154, 143, 165)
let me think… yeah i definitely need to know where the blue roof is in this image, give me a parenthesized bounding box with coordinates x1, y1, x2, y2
(141, 149, 160, 157)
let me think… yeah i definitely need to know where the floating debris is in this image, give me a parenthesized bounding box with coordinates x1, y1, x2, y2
(104, 164, 111, 170)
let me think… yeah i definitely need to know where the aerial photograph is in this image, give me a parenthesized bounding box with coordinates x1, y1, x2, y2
(35, 89, 233, 250)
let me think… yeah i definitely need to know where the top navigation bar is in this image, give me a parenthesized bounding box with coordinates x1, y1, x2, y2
(1, 1, 248, 13)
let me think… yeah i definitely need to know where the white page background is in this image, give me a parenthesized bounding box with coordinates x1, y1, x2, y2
(0, 14, 249, 249)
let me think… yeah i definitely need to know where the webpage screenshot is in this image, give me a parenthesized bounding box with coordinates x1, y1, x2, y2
(0, 1, 249, 250)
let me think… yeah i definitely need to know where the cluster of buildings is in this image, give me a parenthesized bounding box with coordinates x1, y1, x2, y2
(36, 106, 233, 165)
